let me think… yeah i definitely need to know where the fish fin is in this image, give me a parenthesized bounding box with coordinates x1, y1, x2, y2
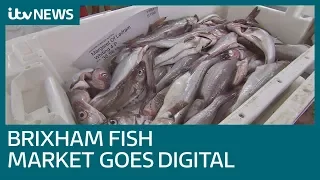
(246, 6, 261, 21)
(194, 14, 199, 22)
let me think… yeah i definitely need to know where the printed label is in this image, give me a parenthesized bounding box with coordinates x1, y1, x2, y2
(73, 7, 160, 69)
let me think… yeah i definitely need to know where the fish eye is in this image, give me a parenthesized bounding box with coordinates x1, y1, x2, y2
(138, 70, 143, 75)
(228, 50, 234, 57)
(168, 113, 174, 119)
(78, 111, 88, 120)
(108, 119, 118, 125)
(101, 73, 107, 78)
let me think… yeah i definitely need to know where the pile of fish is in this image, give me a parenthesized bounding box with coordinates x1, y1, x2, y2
(68, 7, 310, 125)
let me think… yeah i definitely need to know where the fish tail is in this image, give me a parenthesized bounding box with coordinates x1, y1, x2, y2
(194, 14, 199, 22)
(246, 6, 261, 22)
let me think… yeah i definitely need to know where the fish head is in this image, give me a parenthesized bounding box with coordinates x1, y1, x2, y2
(131, 61, 147, 84)
(72, 100, 106, 124)
(89, 68, 111, 90)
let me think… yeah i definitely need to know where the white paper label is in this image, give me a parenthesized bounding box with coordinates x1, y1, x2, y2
(73, 7, 160, 69)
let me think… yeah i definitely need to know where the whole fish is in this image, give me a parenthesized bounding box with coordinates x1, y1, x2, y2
(87, 67, 111, 90)
(156, 54, 201, 92)
(185, 92, 238, 124)
(105, 111, 153, 125)
(154, 36, 202, 67)
(232, 58, 249, 86)
(231, 61, 290, 112)
(275, 44, 310, 61)
(182, 59, 221, 107)
(199, 59, 238, 105)
(90, 46, 148, 111)
(156, 58, 220, 120)
(142, 86, 170, 117)
(107, 61, 147, 112)
(227, 23, 275, 64)
(129, 16, 199, 46)
(184, 99, 206, 121)
(158, 35, 214, 67)
(154, 72, 190, 120)
(69, 89, 106, 124)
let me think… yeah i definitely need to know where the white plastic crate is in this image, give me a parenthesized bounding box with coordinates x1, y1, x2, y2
(5, 5, 315, 125)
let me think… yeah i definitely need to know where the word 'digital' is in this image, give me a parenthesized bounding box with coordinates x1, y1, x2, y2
(8, 7, 74, 20)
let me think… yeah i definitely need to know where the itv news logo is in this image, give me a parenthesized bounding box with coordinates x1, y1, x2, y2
(6, 7, 79, 25)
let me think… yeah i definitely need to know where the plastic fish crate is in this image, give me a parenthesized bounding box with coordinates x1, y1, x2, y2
(5, 5, 315, 125)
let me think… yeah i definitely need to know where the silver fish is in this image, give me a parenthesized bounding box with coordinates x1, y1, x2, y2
(69, 89, 106, 124)
(156, 54, 201, 92)
(196, 32, 239, 62)
(199, 60, 238, 105)
(154, 72, 190, 120)
(157, 58, 220, 120)
(182, 59, 221, 107)
(158, 36, 213, 67)
(90, 46, 148, 111)
(114, 47, 132, 64)
(107, 61, 147, 112)
(227, 23, 275, 64)
(105, 111, 153, 125)
(275, 44, 310, 61)
(130, 16, 198, 46)
(154, 36, 202, 67)
(185, 92, 238, 124)
(154, 66, 169, 83)
(142, 86, 170, 117)
(231, 61, 290, 112)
